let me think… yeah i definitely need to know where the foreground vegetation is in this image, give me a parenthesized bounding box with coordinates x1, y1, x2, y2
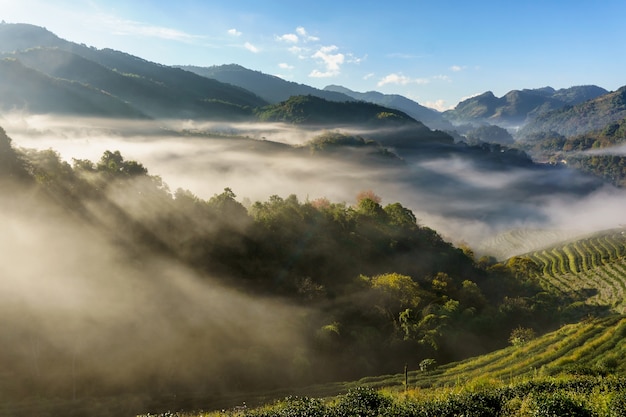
(185, 377, 626, 417)
(152, 315, 626, 416)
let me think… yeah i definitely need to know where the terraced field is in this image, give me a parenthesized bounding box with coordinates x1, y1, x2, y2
(476, 228, 582, 260)
(223, 315, 626, 397)
(517, 228, 626, 312)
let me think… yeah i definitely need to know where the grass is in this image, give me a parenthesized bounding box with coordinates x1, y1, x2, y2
(134, 314, 626, 416)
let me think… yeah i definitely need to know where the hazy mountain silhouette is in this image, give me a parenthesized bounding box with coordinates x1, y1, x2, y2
(0, 23, 266, 119)
(180, 64, 355, 104)
(324, 84, 454, 131)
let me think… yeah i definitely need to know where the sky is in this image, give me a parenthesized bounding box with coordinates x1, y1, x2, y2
(1, 0, 625, 110)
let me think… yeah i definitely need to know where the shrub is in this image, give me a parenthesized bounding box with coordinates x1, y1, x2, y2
(608, 391, 626, 417)
(332, 387, 391, 417)
(522, 392, 593, 417)
(244, 396, 327, 417)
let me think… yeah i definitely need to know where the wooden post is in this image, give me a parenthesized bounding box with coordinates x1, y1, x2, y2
(404, 364, 408, 392)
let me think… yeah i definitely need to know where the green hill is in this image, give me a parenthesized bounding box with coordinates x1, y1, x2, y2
(254, 94, 417, 125)
(323, 84, 453, 131)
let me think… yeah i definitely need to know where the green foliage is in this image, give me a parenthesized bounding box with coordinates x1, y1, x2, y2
(332, 387, 392, 417)
(244, 396, 328, 417)
(509, 326, 536, 347)
(255, 95, 416, 126)
(523, 392, 593, 417)
(96, 150, 148, 177)
(519, 86, 626, 139)
(419, 358, 437, 372)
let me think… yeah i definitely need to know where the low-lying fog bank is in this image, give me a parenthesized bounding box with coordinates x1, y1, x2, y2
(4, 115, 626, 255)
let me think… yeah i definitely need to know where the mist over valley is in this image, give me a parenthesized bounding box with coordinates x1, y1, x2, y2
(1, 19, 626, 417)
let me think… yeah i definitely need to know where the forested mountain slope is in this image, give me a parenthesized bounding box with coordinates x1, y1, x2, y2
(0, 23, 266, 119)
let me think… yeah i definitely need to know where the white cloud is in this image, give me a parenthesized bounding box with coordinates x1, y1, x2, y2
(244, 42, 259, 53)
(310, 45, 344, 77)
(424, 99, 453, 111)
(296, 26, 319, 42)
(450, 65, 464, 72)
(276, 33, 299, 43)
(460, 92, 482, 101)
(433, 74, 451, 82)
(278, 63, 294, 70)
(363, 73, 375, 80)
(347, 53, 364, 65)
(377, 73, 430, 87)
(309, 69, 336, 78)
(227, 28, 242, 37)
(387, 52, 422, 59)
(96, 14, 202, 43)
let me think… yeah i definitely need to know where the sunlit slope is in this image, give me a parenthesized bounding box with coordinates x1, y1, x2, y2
(317, 315, 626, 394)
(516, 229, 626, 312)
(242, 315, 626, 403)
(476, 228, 583, 260)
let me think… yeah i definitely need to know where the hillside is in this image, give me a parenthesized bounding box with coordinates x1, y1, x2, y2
(255, 94, 417, 126)
(518, 86, 626, 138)
(512, 228, 626, 313)
(444, 85, 608, 127)
(181, 63, 355, 104)
(0, 23, 266, 119)
(323, 84, 454, 131)
(0, 57, 147, 117)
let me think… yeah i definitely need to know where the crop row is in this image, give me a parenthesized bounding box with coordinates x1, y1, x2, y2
(526, 230, 626, 277)
(537, 257, 626, 312)
(431, 316, 626, 386)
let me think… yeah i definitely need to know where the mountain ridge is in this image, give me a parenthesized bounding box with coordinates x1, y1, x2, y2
(323, 84, 454, 131)
(180, 63, 355, 104)
(444, 85, 609, 127)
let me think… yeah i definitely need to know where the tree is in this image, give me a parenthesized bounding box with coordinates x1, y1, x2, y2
(384, 202, 418, 227)
(96, 150, 147, 177)
(508, 326, 535, 347)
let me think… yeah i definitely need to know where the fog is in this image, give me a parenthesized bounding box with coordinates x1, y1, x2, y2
(0, 179, 312, 414)
(3, 115, 626, 414)
(5, 115, 626, 255)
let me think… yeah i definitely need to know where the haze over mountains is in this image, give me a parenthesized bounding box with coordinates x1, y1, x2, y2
(0, 22, 624, 241)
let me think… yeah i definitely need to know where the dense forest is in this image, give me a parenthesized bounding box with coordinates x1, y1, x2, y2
(0, 125, 591, 408)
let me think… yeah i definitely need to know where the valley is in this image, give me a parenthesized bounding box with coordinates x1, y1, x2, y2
(0, 19, 626, 417)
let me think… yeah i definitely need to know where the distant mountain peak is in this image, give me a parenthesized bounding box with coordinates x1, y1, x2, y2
(444, 85, 608, 127)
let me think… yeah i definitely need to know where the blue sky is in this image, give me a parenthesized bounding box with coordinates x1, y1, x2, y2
(1, 0, 625, 110)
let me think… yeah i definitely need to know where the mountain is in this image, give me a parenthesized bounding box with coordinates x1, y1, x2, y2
(444, 85, 608, 127)
(0, 23, 267, 119)
(518, 86, 626, 138)
(179, 64, 355, 104)
(323, 84, 454, 131)
(0, 57, 147, 117)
